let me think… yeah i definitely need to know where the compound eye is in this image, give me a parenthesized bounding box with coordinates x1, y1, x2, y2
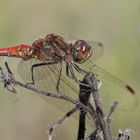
(81, 46, 86, 54)
(76, 41, 86, 53)
(76, 46, 80, 52)
(73, 40, 91, 63)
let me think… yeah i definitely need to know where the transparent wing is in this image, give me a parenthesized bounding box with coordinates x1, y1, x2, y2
(87, 40, 104, 61)
(17, 33, 137, 134)
(93, 64, 137, 111)
(78, 62, 137, 111)
(17, 58, 95, 132)
(65, 35, 137, 111)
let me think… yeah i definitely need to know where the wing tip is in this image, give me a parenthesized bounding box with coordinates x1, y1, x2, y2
(126, 85, 135, 95)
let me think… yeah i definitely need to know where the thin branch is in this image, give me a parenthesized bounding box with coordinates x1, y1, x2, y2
(0, 62, 93, 115)
(48, 106, 78, 140)
(107, 101, 119, 125)
(83, 73, 112, 140)
(0, 62, 135, 140)
(0, 62, 95, 139)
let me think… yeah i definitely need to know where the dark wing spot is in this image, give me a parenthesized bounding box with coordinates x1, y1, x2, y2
(126, 85, 135, 95)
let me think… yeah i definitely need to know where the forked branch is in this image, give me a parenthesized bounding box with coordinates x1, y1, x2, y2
(0, 62, 134, 140)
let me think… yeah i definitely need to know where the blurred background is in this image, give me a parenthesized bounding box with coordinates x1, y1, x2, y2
(0, 0, 140, 139)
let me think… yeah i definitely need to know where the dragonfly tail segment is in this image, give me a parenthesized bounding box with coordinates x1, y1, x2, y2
(0, 44, 31, 58)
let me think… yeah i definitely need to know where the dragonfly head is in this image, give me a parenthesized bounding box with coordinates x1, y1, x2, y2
(72, 40, 92, 63)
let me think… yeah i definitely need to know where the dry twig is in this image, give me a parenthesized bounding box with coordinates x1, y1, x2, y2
(0, 62, 135, 140)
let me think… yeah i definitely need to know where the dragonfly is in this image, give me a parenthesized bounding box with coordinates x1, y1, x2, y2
(0, 33, 136, 132)
(0, 33, 103, 92)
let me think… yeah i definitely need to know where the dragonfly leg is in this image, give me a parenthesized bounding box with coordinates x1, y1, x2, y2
(66, 63, 83, 84)
(66, 63, 73, 79)
(26, 61, 57, 86)
(72, 63, 88, 74)
(66, 63, 79, 81)
(67, 64, 79, 82)
(66, 63, 70, 77)
(66, 63, 91, 88)
(56, 63, 63, 92)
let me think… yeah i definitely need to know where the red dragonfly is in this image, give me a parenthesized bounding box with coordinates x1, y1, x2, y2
(0, 33, 136, 130)
(0, 33, 103, 92)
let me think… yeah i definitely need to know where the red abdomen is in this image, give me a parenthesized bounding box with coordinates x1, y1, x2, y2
(0, 44, 31, 58)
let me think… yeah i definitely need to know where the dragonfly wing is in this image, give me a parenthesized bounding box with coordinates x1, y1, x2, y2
(87, 40, 104, 61)
(17, 58, 95, 131)
(86, 63, 137, 111)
